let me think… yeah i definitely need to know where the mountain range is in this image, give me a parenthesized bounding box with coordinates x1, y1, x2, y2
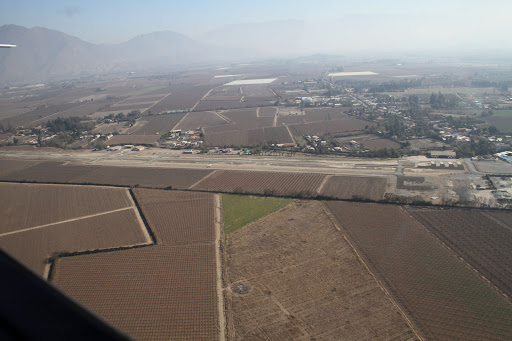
(0, 24, 252, 85)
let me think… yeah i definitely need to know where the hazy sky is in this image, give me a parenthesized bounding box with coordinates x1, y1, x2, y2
(1, 0, 511, 49)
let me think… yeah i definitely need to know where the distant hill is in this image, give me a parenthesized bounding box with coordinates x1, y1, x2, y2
(0, 25, 236, 85)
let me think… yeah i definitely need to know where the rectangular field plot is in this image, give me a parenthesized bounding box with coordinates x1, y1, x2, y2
(149, 85, 213, 113)
(0, 161, 98, 183)
(53, 244, 218, 341)
(0, 208, 148, 276)
(325, 201, 512, 341)
(0, 183, 132, 234)
(174, 111, 228, 130)
(258, 107, 277, 117)
(133, 189, 215, 244)
(129, 113, 186, 135)
(289, 118, 370, 136)
(407, 208, 512, 299)
(226, 201, 416, 340)
(74, 166, 212, 189)
(321, 175, 387, 200)
(0, 159, 40, 176)
(192, 170, 325, 197)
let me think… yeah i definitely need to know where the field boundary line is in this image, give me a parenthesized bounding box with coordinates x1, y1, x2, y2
(142, 92, 172, 114)
(0, 206, 135, 238)
(214, 111, 234, 124)
(285, 125, 296, 143)
(214, 194, 226, 341)
(481, 211, 512, 234)
(125, 188, 152, 244)
(321, 203, 425, 341)
(171, 111, 190, 131)
(189, 170, 218, 189)
(404, 207, 512, 302)
(315, 175, 331, 194)
(191, 88, 215, 112)
(128, 188, 158, 244)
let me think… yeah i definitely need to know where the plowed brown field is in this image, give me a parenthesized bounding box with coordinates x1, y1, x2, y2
(325, 201, 512, 341)
(0, 183, 132, 234)
(1, 161, 98, 183)
(132, 189, 215, 244)
(0, 159, 40, 176)
(174, 111, 228, 130)
(408, 208, 512, 299)
(0, 208, 147, 275)
(225, 201, 416, 340)
(53, 244, 218, 341)
(192, 170, 325, 197)
(321, 175, 387, 200)
(75, 166, 212, 189)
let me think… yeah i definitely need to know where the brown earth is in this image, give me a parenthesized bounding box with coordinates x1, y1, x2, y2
(325, 201, 512, 341)
(0, 207, 148, 276)
(407, 207, 512, 299)
(321, 175, 387, 200)
(133, 189, 215, 244)
(192, 170, 325, 197)
(0, 182, 132, 234)
(53, 244, 219, 341)
(225, 201, 417, 340)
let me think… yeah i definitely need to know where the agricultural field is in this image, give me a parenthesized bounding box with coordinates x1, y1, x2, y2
(92, 122, 130, 134)
(325, 201, 512, 341)
(0, 160, 214, 189)
(492, 110, 512, 116)
(0, 161, 98, 183)
(289, 117, 370, 137)
(222, 108, 274, 129)
(204, 128, 266, 147)
(204, 124, 293, 147)
(74, 166, 212, 189)
(0, 158, 40, 176)
(194, 100, 251, 111)
(129, 113, 186, 135)
(148, 85, 214, 113)
(106, 135, 160, 146)
(359, 137, 401, 150)
(407, 208, 512, 299)
(204, 85, 242, 101)
(174, 111, 228, 130)
(258, 106, 277, 117)
(53, 244, 219, 341)
(225, 201, 417, 340)
(133, 189, 215, 244)
(276, 108, 350, 126)
(192, 170, 325, 197)
(0, 208, 148, 276)
(0, 182, 132, 234)
(2, 102, 84, 127)
(221, 194, 292, 234)
(320, 175, 387, 200)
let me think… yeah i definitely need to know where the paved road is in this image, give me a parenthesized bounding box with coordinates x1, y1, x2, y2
(463, 158, 485, 175)
(0, 150, 401, 177)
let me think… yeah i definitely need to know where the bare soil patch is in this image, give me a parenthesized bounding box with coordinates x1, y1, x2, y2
(225, 201, 416, 340)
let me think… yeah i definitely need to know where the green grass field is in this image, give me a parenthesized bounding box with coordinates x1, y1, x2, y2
(222, 194, 292, 235)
